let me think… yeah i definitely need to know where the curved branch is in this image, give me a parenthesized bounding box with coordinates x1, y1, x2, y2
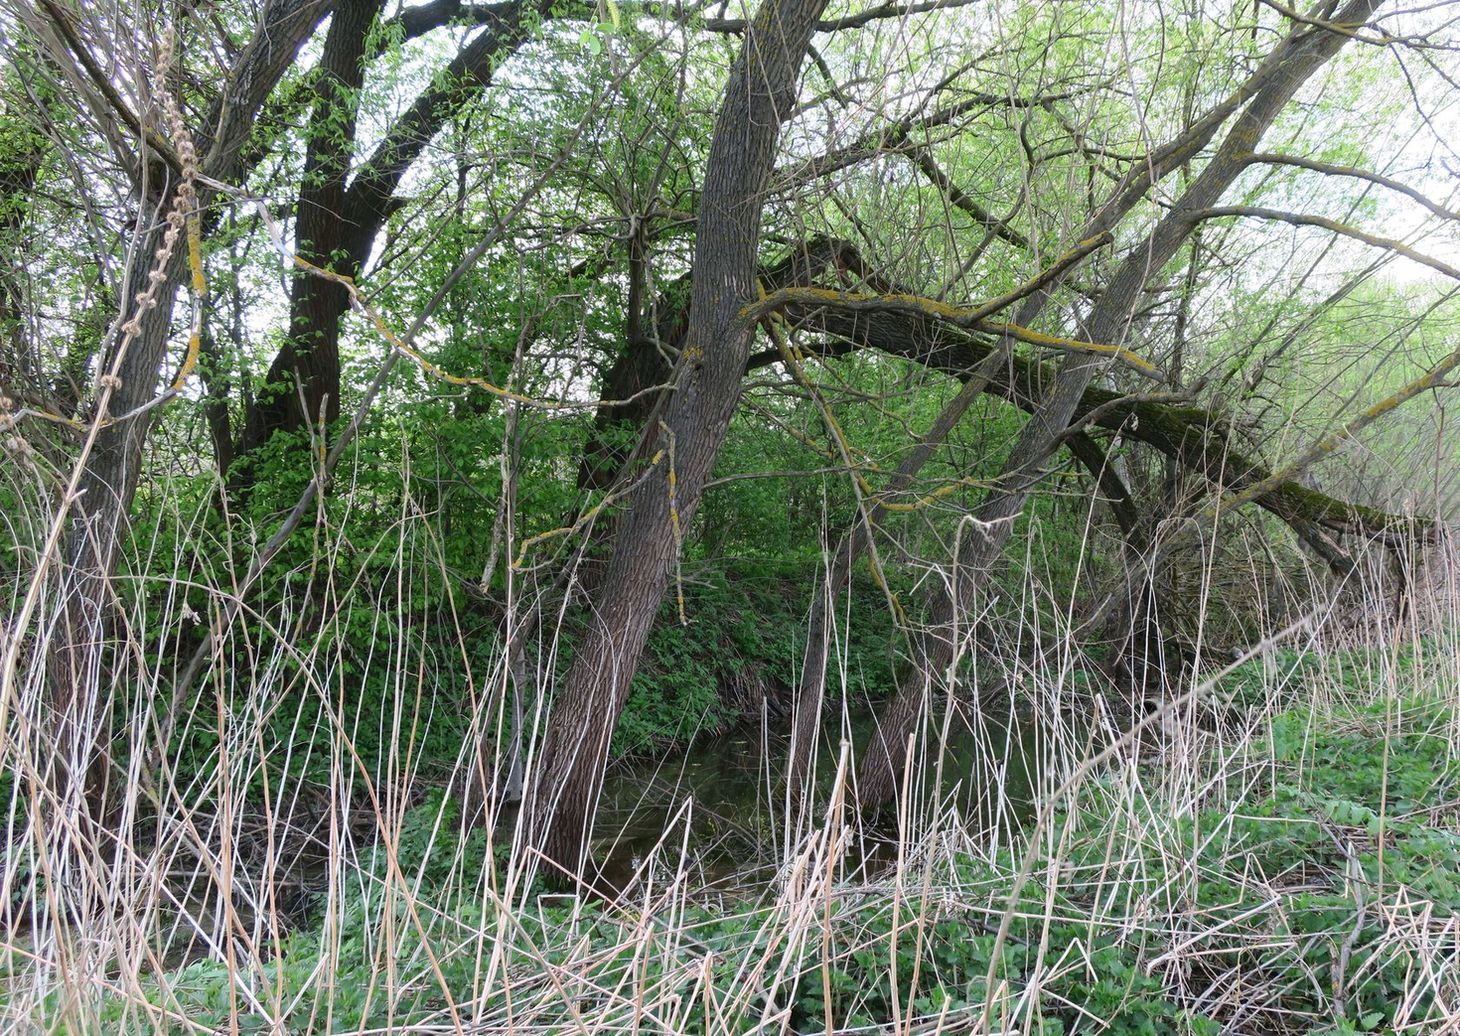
(1193, 206, 1460, 281)
(752, 298, 1424, 538)
(1247, 152, 1460, 223)
(344, 1, 545, 238)
(746, 285, 1160, 376)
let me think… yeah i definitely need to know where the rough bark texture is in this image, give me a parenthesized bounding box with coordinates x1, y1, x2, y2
(526, 0, 831, 879)
(855, 0, 1387, 809)
(577, 239, 854, 494)
(44, 0, 333, 812)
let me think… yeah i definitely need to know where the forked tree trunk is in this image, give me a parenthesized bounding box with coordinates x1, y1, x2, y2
(856, 0, 1386, 810)
(236, 0, 382, 460)
(526, 0, 832, 878)
(236, 0, 542, 467)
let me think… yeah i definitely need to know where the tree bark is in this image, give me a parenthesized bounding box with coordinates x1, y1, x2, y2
(38, 0, 333, 816)
(759, 307, 1410, 541)
(236, 0, 381, 460)
(783, 234, 1117, 807)
(855, 0, 1387, 810)
(525, 0, 831, 879)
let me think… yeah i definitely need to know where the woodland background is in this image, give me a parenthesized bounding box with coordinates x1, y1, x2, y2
(2, 0, 1460, 1030)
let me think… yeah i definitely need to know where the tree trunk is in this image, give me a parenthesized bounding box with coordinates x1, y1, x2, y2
(525, 0, 831, 879)
(856, 0, 1386, 810)
(50, 204, 184, 818)
(36, 0, 333, 821)
(236, 0, 382, 461)
(784, 233, 1119, 807)
(236, 0, 541, 467)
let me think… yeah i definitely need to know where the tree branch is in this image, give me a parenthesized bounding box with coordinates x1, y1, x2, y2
(1192, 206, 1460, 282)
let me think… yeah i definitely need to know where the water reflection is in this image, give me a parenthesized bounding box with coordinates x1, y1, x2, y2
(590, 700, 1075, 895)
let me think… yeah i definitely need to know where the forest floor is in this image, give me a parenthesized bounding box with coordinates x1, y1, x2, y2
(8, 633, 1459, 1033)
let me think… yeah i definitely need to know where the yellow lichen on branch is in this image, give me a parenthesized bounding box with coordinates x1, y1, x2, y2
(743, 280, 1161, 378)
(512, 447, 668, 569)
(980, 321, 1159, 376)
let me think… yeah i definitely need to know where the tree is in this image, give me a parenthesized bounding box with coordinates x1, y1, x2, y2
(10, 0, 332, 819)
(4, 0, 1455, 902)
(233, 0, 549, 469)
(854, 0, 1392, 807)
(524, 0, 834, 877)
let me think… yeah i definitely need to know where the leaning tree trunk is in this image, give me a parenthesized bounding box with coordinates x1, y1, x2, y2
(525, 0, 832, 879)
(32, 0, 332, 822)
(50, 202, 185, 819)
(856, 0, 1387, 810)
(786, 340, 1009, 807)
(785, 232, 1118, 807)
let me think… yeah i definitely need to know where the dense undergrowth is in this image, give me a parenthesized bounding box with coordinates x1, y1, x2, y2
(20, 637, 1456, 1034)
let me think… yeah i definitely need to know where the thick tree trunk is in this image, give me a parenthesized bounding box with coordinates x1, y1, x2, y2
(37, 0, 332, 819)
(525, 0, 831, 879)
(577, 237, 857, 495)
(856, 0, 1386, 810)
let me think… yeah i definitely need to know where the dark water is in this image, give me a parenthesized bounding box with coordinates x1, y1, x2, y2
(589, 701, 1071, 894)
